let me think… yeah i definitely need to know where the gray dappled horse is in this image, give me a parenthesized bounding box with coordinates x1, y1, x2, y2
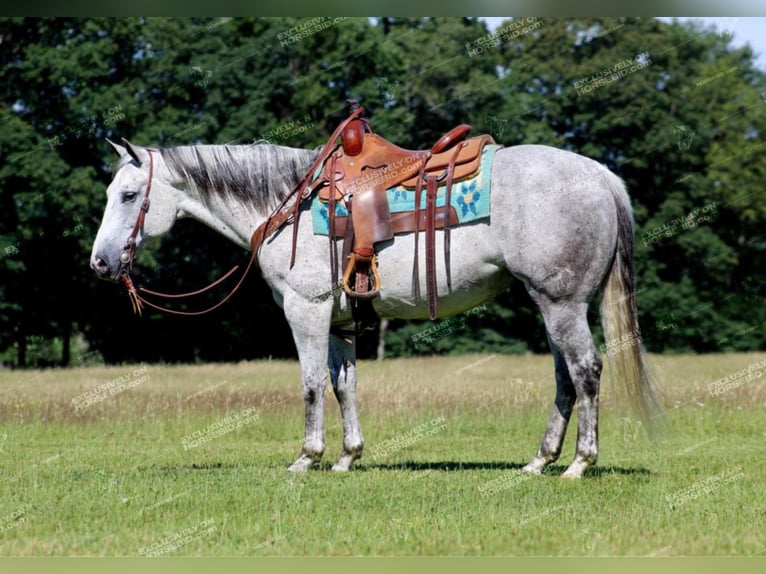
(90, 138, 656, 478)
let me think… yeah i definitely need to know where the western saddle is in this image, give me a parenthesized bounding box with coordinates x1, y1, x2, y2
(253, 105, 494, 325)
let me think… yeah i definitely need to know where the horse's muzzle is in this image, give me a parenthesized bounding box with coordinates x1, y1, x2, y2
(90, 254, 120, 282)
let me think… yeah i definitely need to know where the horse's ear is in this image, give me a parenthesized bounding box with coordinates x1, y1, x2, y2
(106, 138, 127, 157)
(121, 138, 145, 167)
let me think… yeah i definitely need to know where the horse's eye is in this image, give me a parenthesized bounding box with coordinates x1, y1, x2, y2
(122, 191, 139, 203)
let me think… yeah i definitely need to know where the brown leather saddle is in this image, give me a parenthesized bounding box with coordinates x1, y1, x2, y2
(309, 113, 494, 320)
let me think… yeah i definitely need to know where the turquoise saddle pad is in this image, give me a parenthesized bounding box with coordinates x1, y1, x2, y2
(311, 144, 501, 235)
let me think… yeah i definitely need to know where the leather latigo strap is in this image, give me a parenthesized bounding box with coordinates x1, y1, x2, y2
(410, 158, 428, 302)
(442, 142, 466, 294)
(420, 142, 466, 319)
(327, 154, 339, 287)
(425, 174, 438, 320)
(341, 196, 355, 274)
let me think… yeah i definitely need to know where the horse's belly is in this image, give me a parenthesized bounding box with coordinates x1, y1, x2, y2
(371, 224, 512, 320)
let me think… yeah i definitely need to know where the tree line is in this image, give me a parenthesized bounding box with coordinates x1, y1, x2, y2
(1, 17, 764, 368)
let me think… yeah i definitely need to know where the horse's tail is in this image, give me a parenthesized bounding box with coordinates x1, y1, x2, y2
(600, 171, 661, 430)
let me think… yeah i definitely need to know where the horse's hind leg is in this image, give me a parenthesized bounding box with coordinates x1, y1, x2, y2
(522, 342, 577, 474)
(328, 333, 364, 471)
(523, 296, 602, 479)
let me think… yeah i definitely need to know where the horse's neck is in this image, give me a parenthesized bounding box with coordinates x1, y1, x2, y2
(175, 190, 257, 249)
(167, 145, 317, 250)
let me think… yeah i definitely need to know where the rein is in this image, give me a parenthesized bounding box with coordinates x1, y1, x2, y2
(119, 106, 365, 316)
(118, 150, 257, 317)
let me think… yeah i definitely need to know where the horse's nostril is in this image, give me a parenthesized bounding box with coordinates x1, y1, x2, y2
(92, 256, 110, 275)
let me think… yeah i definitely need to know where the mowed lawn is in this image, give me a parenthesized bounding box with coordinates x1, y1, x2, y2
(0, 353, 764, 556)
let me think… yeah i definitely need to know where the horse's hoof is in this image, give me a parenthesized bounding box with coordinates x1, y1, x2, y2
(288, 454, 320, 472)
(521, 458, 547, 475)
(331, 449, 362, 472)
(331, 456, 354, 472)
(561, 461, 588, 479)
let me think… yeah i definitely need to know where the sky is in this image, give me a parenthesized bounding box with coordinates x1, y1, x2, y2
(481, 17, 766, 71)
(657, 17, 766, 70)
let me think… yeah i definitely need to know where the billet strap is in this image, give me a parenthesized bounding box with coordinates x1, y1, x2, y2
(410, 157, 429, 301)
(442, 142, 466, 295)
(341, 196, 355, 273)
(340, 198, 356, 297)
(327, 153, 339, 287)
(425, 175, 438, 320)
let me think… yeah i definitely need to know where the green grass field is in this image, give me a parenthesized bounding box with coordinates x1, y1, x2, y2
(0, 353, 764, 556)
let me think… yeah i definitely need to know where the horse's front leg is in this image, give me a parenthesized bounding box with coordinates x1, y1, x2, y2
(329, 332, 364, 471)
(283, 295, 332, 472)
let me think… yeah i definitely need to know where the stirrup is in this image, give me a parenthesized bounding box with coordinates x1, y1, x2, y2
(342, 251, 381, 299)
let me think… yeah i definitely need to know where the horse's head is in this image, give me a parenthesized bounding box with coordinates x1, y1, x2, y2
(90, 139, 180, 281)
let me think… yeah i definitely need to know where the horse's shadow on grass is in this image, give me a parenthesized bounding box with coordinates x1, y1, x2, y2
(363, 460, 651, 477)
(155, 460, 651, 478)
(151, 461, 241, 474)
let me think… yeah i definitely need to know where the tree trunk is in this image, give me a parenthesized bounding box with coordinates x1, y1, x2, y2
(376, 318, 388, 361)
(61, 320, 71, 367)
(17, 328, 26, 368)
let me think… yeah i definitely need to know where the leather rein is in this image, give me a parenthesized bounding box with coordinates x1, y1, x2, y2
(119, 106, 365, 316)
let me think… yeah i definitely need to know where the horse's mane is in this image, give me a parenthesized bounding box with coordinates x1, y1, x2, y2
(159, 143, 319, 213)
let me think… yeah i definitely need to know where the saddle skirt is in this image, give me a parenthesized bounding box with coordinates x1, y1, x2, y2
(312, 141, 499, 237)
(317, 133, 494, 203)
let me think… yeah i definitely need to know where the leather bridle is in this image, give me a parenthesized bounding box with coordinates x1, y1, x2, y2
(118, 149, 252, 316)
(119, 150, 154, 276)
(118, 150, 154, 315)
(117, 105, 365, 317)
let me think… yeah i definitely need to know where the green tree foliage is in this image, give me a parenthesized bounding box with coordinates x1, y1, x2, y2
(1, 17, 764, 367)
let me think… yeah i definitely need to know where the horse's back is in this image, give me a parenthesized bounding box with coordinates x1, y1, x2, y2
(488, 144, 623, 299)
(490, 144, 619, 210)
